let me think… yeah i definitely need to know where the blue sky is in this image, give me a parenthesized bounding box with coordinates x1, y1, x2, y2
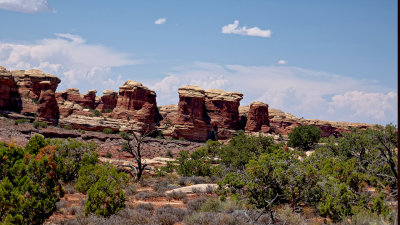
(0, 0, 397, 124)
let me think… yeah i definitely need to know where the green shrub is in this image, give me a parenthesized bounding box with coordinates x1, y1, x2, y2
(176, 149, 213, 177)
(103, 109, 113, 113)
(156, 130, 164, 139)
(165, 149, 173, 158)
(48, 138, 99, 182)
(25, 134, 46, 155)
(0, 141, 63, 224)
(166, 191, 186, 200)
(76, 163, 129, 194)
(287, 125, 321, 150)
(318, 181, 356, 222)
(93, 110, 102, 117)
(63, 124, 72, 130)
(33, 121, 47, 129)
(105, 151, 112, 158)
(103, 128, 113, 134)
(218, 131, 278, 170)
(14, 118, 29, 125)
(119, 131, 130, 140)
(200, 198, 223, 212)
(84, 176, 125, 217)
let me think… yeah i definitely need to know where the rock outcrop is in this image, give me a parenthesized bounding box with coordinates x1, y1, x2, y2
(11, 69, 60, 116)
(112, 81, 157, 132)
(172, 85, 212, 142)
(0, 66, 22, 112)
(36, 81, 59, 125)
(245, 101, 270, 133)
(204, 89, 243, 139)
(95, 90, 118, 112)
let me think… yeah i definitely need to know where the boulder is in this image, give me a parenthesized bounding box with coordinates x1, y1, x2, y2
(245, 101, 270, 133)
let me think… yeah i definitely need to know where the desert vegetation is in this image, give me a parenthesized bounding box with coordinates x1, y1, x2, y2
(0, 122, 397, 224)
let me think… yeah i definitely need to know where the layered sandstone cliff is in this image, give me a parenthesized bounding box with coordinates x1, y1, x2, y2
(172, 85, 211, 142)
(204, 89, 243, 139)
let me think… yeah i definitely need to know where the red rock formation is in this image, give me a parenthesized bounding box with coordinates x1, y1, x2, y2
(63, 88, 97, 109)
(245, 101, 270, 133)
(36, 81, 59, 125)
(95, 89, 118, 112)
(11, 69, 60, 116)
(0, 66, 22, 112)
(204, 89, 243, 139)
(173, 85, 211, 142)
(113, 81, 157, 132)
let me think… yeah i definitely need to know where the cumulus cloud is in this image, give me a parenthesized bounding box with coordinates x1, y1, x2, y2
(0, 0, 54, 13)
(221, 20, 271, 38)
(154, 17, 166, 25)
(0, 33, 138, 92)
(277, 60, 287, 65)
(329, 91, 397, 121)
(147, 62, 396, 125)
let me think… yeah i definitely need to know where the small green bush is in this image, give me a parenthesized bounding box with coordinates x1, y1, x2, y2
(156, 130, 164, 139)
(48, 138, 99, 182)
(63, 124, 72, 130)
(166, 191, 186, 201)
(103, 109, 113, 113)
(14, 118, 29, 125)
(25, 134, 46, 155)
(105, 151, 112, 158)
(33, 121, 47, 129)
(103, 128, 113, 134)
(176, 149, 213, 177)
(288, 125, 321, 150)
(84, 176, 125, 217)
(119, 131, 130, 140)
(165, 149, 173, 158)
(93, 110, 102, 117)
(76, 163, 128, 194)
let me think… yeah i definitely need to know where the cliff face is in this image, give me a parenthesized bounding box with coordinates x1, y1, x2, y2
(95, 90, 118, 112)
(112, 80, 157, 132)
(204, 89, 243, 139)
(245, 101, 270, 133)
(1, 67, 60, 123)
(0, 66, 22, 112)
(0, 65, 374, 141)
(37, 81, 59, 125)
(172, 85, 211, 142)
(11, 69, 60, 117)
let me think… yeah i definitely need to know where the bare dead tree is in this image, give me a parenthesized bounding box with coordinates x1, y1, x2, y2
(117, 124, 156, 181)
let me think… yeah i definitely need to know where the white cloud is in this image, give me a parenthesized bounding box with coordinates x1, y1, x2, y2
(277, 59, 287, 65)
(221, 20, 271, 38)
(147, 62, 396, 125)
(0, 0, 54, 13)
(0, 33, 138, 92)
(154, 18, 166, 25)
(329, 91, 397, 120)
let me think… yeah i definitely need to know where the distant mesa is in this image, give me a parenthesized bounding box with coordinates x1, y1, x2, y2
(0, 65, 373, 141)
